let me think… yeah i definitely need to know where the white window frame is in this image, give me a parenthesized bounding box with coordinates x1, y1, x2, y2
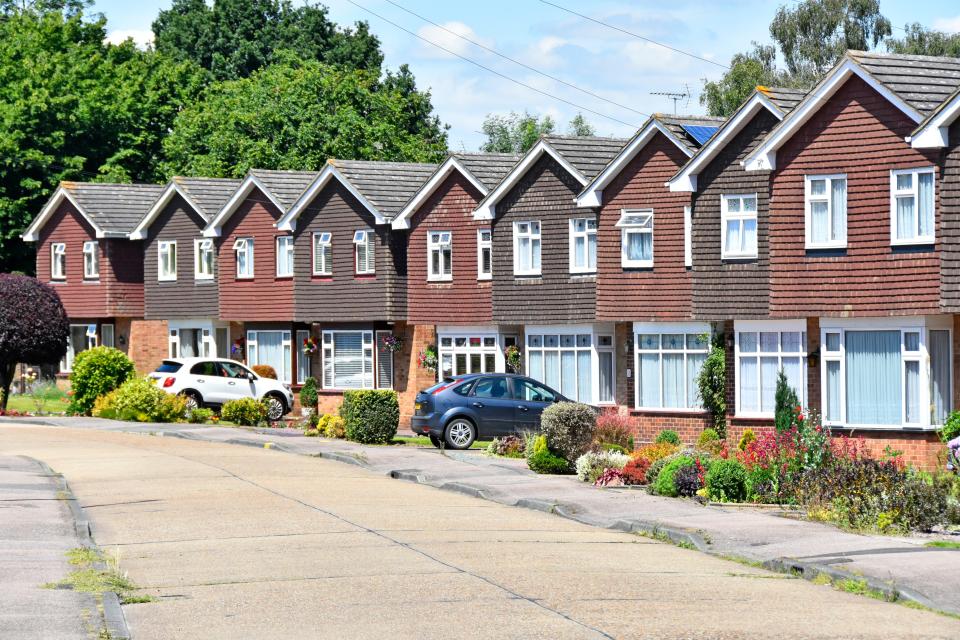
(276, 235, 294, 277)
(513, 220, 541, 276)
(50, 242, 66, 280)
(616, 209, 654, 269)
(354, 230, 375, 275)
(158, 240, 177, 282)
(477, 229, 492, 280)
(721, 194, 758, 259)
(321, 330, 375, 390)
(683, 205, 692, 268)
(233, 237, 254, 279)
(296, 329, 311, 385)
(246, 329, 292, 384)
(633, 322, 711, 412)
(194, 238, 214, 280)
(62, 323, 98, 372)
(427, 230, 453, 282)
(596, 333, 616, 405)
(524, 324, 614, 405)
(804, 174, 847, 249)
(890, 167, 936, 246)
(375, 329, 394, 390)
(438, 330, 502, 379)
(733, 319, 807, 419)
(820, 317, 952, 430)
(100, 323, 114, 348)
(82, 241, 98, 279)
(312, 232, 332, 276)
(568, 217, 597, 274)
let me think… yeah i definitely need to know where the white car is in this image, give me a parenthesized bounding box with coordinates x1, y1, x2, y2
(149, 357, 295, 421)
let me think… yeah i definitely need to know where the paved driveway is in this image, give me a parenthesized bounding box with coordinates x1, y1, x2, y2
(1, 423, 957, 639)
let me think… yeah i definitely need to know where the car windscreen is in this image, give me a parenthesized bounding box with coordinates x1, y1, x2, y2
(155, 361, 183, 373)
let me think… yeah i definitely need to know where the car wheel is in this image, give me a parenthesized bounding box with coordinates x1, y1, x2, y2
(444, 418, 476, 450)
(429, 434, 443, 449)
(182, 391, 201, 413)
(264, 394, 286, 421)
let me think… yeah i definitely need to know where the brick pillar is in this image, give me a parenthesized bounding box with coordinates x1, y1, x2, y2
(614, 321, 632, 415)
(806, 317, 820, 415)
(127, 319, 168, 374)
(395, 323, 436, 424)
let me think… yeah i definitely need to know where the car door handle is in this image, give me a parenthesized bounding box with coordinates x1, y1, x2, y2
(472, 402, 484, 408)
(197, 379, 205, 383)
(228, 381, 236, 386)
(517, 405, 529, 411)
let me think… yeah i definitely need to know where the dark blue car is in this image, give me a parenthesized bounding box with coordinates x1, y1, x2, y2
(410, 373, 566, 449)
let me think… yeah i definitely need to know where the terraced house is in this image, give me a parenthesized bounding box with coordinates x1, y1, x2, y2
(22, 49, 960, 468)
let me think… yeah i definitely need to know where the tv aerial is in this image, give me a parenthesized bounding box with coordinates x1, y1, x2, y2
(650, 85, 691, 114)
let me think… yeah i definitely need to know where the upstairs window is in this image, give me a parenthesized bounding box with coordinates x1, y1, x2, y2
(158, 240, 177, 281)
(82, 241, 99, 279)
(721, 194, 758, 259)
(569, 218, 597, 274)
(233, 237, 254, 279)
(354, 230, 375, 274)
(477, 229, 492, 280)
(312, 232, 332, 276)
(617, 210, 653, 268)
(50, 243, 66, 280)
(513, 221, 541, 276)
(194, 239, 214, 280)
(276, 235, 294, 277)
(427, 231, 452, 281)
(805, 175, 847, 248)
(891, 167, 935, 245)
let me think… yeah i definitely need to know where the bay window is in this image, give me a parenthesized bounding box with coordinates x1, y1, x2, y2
(569, 218, 597, 273)
(805, 175, 846, 248)
(312, 232, 331, 276)
(354, 230, 375, 274)
(322, 330, 374, 389)
(477, 229, 492, 280)
(276, 236, 294, 277)
(247, 330, 292, 384)
(891, 167, 935, 245)
(526, 328, 602, 404)
(83, 241, 99, 279)
(735, 321, 806, 417)
(233, 237, 253, 278)
(513, 221, 541, 276)
(635, 323, 710, 410)
(617, 210, 653, 268)
(158, 240, 177, 281)
(195, 239, 214, 280)
(50, 243, 66, 280)
(427, 231, 452, 281)
(721, 194, 758, 259)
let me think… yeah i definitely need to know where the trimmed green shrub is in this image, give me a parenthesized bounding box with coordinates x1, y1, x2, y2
(527, 435, 571, 474)
(645, 456, 671, 487)
(654, 429, 680, 445)
(300, 376, 318, 411)
(705, 459, 748, 502)
(540, 402, 596, 462)
(92, 377, 186, 423)
(252, 364, 277, 379)
(652, 455, 695, 497)
(340, 390, 399, 444)
(318, 413, 346, 439)
(941, 411, 960, 443)
(738, 428, 756, 451)
(221, 397, 269, 426)
(68, 347, 135, 415)
(188, 407, 214, 424)
(697, 428, 719, 448)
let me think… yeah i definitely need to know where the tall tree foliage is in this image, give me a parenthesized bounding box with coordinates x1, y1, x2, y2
(886, 23, 960, 57)
(701, 44, 788, 118)
(567, 113, 595, 136)
(161, 56, 447, 178)
(480, 111, 556, 154)
(152, 0, 383, 81)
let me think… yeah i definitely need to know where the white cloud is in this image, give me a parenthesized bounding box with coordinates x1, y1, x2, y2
(105, 29, 154, 49)
(415, 21, 493, 58)
(933, 16, 960, 34)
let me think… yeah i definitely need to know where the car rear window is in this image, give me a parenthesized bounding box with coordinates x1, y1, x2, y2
(155, 361, 182, 373)
(452, 380, 474, 396)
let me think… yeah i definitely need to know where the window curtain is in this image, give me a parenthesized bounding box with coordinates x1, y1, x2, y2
(576, 351, 591, 403)
(627, 232, 651, 261)
(905, 361, 920, 424)
(930, 330, 951, 424)
(640, 354, 660, 407)
(832, 179, 847, 241)
(725, 221, 738, 253)
(256, 332, 284, 381)
(810, 202, 828, 243)
(662, 354, 684, 408)
(686, 352, 706, 408)
(781, 356, 804, 406)
(826, 361, 841, 422)
(760, 357, 778, 413)
(598, 352, 613, 403)
(845, 331, 901, 425)
(739, 357, 758, 412)
(896, 196, 914, 240)
(528, 351, 543, 382)
(919, 172, 934, 238)
(560, 351, 576, 400)
(544, 351, 560, 392)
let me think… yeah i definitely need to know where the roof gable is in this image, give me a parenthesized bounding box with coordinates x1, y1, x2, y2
(203, 171, 314, 238)
(23, 182, 164, 241)
(911, 85, 960, 148)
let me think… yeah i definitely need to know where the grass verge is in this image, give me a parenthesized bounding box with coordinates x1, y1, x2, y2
(924, 540, 960, 549)
(43, 547, 152, 605)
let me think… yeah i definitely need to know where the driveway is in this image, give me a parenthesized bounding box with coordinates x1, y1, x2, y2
(1, 423, 958, 639)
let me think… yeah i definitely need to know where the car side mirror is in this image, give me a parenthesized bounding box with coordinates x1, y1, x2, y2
(247, 372, 256, 381)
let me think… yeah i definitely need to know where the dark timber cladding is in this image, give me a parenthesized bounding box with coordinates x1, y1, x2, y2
(943, 119, 960, 311)
(144, 178, 240, 320)
(690, 110, 779, 320)
(292, 160, 436, 322)
(491, 136, 624, 324)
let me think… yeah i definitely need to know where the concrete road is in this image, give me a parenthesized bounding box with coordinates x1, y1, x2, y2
(0, 424, 957, 640)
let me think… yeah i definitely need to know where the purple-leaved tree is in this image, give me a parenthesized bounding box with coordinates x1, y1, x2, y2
(0, 274, 68, 410)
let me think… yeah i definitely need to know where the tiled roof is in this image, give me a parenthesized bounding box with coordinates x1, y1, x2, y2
(329, 159, 438, 220)
(848, 50, 960, 115)
(655, 114, 727, 153)
(453, 152, 519, 189)
(172, 177, 242, 221)
(61, 182, 165, 234)
(543, 135, 628, 180)
(757, 86, 807, 113)
(249, 169, 320, 210)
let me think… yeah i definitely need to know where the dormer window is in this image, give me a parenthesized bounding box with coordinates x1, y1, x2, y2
(83, 241, 99, 279)
(427, 231, 452, 281)
(233, 237, 254, 279)
(354, 230, 375, 275)
(50, 243, 66, 280)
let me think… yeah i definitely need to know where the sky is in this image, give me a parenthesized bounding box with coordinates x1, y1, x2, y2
(93, 0, 960, 151)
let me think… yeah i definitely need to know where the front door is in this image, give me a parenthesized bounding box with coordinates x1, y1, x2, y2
(468, 376, 516, 437)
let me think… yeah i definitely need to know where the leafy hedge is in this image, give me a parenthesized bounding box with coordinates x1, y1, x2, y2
(92, 377, 186, 423)
(340, 390, 398, 444)
(68, 347, 136, 415)
(221, 397, 268, 426)
(526, 435, 571, 474)
(300, 376, 318, 410)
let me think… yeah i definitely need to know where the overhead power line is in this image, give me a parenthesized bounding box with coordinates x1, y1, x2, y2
(342, 0, 643, 128)
(538, 0, 729, 70)
(381, 0, 648, 118)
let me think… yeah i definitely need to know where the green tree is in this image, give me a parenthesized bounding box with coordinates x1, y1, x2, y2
(567, 113, 595, 136)
(886, 23, 960, 57)
(774, 369, 801, 433)
(152, 0, 383, 81)
(696, 334, 727, 437)
(161, 56, 448, 178)
(480, 111, 555, 154)
(701, 43, 786, 117)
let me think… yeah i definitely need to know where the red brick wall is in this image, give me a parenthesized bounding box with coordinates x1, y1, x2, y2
(597, 132, 693, 321)
(218, 189, 294, 321)
(37, 202, 109, 318)
(127, 319, 168, 374)
(770, 75, 942, 317)
(407, 172, 493, 325)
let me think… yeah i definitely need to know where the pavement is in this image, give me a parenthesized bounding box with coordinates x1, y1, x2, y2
(0, 455, 101, 639)
(1, 419, 960, 639)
